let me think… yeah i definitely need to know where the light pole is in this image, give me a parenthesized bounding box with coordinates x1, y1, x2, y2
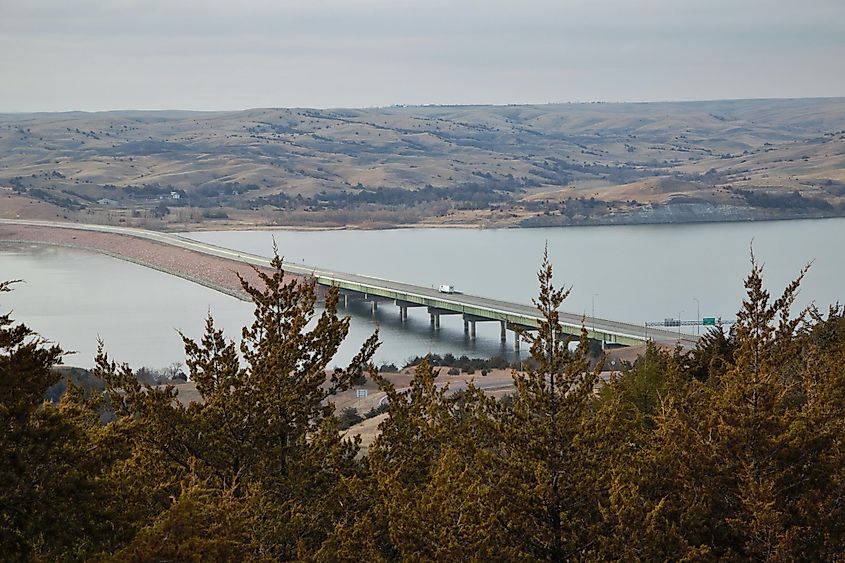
(591, 293, 598, 336)
(678, 309, 684, 337)
(693, 297, 700, 335)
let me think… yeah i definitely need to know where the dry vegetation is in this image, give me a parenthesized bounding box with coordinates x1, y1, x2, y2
(2, 98, 844, 228)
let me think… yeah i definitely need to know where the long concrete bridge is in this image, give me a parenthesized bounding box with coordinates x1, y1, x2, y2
(0, 219, 700, 349)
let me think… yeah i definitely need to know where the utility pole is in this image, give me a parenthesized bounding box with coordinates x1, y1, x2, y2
(693, 297, 700, 336)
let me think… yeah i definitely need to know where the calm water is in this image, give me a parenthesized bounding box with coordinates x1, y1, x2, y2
(0, 245, 529, 369)
(2, 218, 843, 369)
(186, 218, 845, 325)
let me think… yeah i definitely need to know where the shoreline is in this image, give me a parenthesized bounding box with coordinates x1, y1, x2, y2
(152, 211, 845, 234)
(0, 224, 303, 302)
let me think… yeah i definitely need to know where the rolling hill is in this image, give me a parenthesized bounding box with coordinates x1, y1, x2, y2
(1, 98, 844, 228)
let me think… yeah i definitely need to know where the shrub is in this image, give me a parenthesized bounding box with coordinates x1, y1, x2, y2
(337, 407, 363, 430)
(364, 402, 389, 419)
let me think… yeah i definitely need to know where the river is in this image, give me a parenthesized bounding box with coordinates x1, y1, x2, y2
(1, 218, 843, 369)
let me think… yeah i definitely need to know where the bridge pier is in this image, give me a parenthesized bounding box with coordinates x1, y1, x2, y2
(428, 307, 461, 332)
(507, 323, 538, 352)
(394, 300, 425, 323)
(338, 290, 365, 309)
(324, 284, 677, 349)
(2, 219, 691, 350)
(360, 293, 394, 316)
(430, 313, 440, 330)
(459, 314, 498, 341)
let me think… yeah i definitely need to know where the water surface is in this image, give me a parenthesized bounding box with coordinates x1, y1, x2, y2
(3, 218, 843, 369)
(0, 244, 525, 369)
(185, 218, 845, 327)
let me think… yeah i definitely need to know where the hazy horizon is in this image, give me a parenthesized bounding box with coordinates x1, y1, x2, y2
(0, 95, 842, 116)
(1, 0, 844, 112)
(3, 95, 845, 116)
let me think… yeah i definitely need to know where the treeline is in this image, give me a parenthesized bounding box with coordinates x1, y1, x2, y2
(3, 252, 845, 560)
(735, 187, 837, 210)
(251, 177, 531, 212)
(403, 352, 520, 371)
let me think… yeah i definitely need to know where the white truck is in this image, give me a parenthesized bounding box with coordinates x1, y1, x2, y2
(438, 284, 456, 294)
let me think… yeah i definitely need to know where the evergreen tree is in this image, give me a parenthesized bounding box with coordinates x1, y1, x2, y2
(97, 253, 379, 559)
(8, 247, 845, 560)
(363, 358, 506, 559)
(1, 281, 123, 561)
(599, 256, 845, 559)
(364, 250, 608, 560)
(487, 249, 605, 560)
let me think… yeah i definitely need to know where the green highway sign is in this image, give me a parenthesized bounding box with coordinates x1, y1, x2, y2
(702, 317, 716, 326)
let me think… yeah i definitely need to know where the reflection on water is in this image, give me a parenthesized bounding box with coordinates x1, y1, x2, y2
(0, 243, 527, 369)
(184, 218, 845, 330)
(338, 297, 523, 365)
(3, 218, 844, 369)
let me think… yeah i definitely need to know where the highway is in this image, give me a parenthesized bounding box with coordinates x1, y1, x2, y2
(0, 219, 700, 347)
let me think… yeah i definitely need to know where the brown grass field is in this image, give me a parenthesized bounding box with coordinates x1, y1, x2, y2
(2, 98, 844, 229)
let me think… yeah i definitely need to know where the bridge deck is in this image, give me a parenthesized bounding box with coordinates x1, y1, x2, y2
(0, 220, 700, 347)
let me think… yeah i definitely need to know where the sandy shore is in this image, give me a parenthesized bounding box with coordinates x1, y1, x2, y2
(0, 224, 303, 300)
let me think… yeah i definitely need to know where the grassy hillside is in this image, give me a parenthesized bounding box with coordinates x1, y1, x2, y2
(1, 98, 844, 228)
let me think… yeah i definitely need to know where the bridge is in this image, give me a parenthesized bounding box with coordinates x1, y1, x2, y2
(0, 219, 700, 349)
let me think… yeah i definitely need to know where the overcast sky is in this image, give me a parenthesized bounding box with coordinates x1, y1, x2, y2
(1, 0, 843, 112)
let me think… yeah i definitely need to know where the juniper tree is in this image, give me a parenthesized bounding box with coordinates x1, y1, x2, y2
(598, 255, 845, 559)
(489, 248, 605, 561)
(361, 249, 607, 561)
(98, 252, 379, 559)
(0, 281, 122, 561)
